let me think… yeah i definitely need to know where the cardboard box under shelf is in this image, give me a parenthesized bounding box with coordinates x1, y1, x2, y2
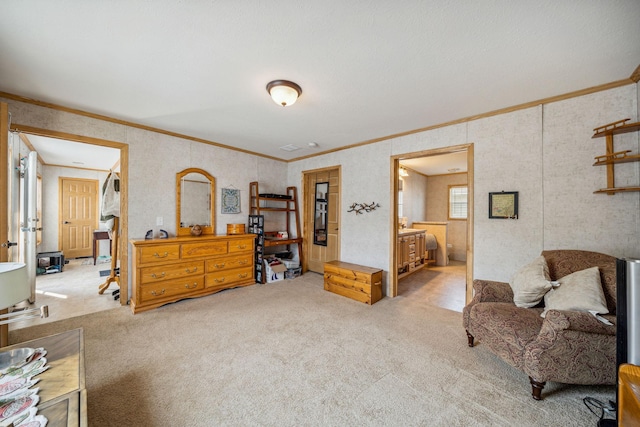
(264, 260, 287, 283)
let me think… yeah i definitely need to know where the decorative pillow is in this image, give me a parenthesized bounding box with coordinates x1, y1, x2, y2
(509, 256, 552, 308)
(541, 266, 608, 318)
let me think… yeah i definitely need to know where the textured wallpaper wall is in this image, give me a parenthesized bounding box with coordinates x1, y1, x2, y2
(2, 96, 287, 297)
(291, 83, 639, 291)
(3, 81, 639, 297)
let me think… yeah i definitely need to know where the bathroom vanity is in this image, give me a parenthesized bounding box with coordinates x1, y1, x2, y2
(397, 228, 426, 279)
(411, 221, 448, 266)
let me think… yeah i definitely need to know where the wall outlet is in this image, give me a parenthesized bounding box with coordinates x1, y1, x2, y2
(156, 216, 163, 226)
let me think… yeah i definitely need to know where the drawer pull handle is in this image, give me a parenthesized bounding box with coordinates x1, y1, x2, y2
(214, 277, 226, 283)
(185, 282, 198, 289)
(151, 272, 166, 279)
(151, 289, 165, 296)
(214, 263, 226, 269)
(153, 252, 169, 258)
(236, 244, 246, 249)
(238, 273, 248, 278)
(238, 260, 247, 265)
(185, 267, 198, 273)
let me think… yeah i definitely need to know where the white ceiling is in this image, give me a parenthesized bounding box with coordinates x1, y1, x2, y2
(23, 134, 120, 171)
(401, 151, 467, 176)
(1, 1, 639, 170)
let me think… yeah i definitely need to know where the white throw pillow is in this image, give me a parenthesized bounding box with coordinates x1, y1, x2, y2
(509, 256, 552, 308)
(541, 266, 608, 318)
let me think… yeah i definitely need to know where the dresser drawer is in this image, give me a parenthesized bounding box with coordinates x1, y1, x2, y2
(205, 266, 253, 290)
(206, 254, 253, 272)
(228, 238, 254, 253)
(139, 276, 204, 303)
(139, 244, 180, 264)
(182, 241, 228, 258)
(140, 260, 204, 285)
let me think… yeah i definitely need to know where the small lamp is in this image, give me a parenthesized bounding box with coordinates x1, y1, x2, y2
(266, 80, 302, 107)
(0, 263, 48, 326)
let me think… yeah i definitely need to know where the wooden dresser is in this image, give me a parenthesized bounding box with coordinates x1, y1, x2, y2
(130, 234, 255, 314)
(324, 260, 383, 305)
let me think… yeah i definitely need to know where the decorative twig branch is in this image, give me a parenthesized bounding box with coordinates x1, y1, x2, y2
(347, 202, 380, 215)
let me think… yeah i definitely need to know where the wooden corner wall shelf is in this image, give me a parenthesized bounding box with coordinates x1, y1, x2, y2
(592, 119, 640, 195)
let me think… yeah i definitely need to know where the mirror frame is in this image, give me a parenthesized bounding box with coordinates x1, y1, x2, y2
(313, 182, 329, 246)
(176, 168, 215, 236)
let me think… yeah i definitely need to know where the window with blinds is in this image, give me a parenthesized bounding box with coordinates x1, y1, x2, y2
(449, 185, 468, 220)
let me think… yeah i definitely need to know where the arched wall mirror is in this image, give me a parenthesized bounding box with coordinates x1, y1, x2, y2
(176, 168, 215, 236)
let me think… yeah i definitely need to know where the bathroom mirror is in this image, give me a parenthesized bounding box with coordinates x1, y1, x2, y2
(176, 168, 215, 236)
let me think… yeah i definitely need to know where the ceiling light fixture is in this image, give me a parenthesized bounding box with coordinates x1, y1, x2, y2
(266, 80, 302, 107)
(399, 167, 409, 177)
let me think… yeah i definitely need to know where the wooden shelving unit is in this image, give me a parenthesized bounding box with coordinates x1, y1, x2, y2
(592, 118, 640, 195)
(249, 182, 304, 277)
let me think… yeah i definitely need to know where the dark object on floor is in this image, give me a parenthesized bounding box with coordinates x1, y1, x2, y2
(36, 251, 65, 275)
(100, 268, 119, 277)
(112, 289, 120, 301)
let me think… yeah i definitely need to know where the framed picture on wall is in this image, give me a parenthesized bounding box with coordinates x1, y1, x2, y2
(489, 191, 518, 219)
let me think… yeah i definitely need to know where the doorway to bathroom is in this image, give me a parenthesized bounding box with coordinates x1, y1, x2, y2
(390, 143, 474, 310)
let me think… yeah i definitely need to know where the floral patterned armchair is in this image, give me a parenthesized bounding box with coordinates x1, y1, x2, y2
(462, 250, 617, 400)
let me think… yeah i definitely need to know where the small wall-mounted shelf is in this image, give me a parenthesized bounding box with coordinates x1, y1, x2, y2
(592, 118, 640, 195)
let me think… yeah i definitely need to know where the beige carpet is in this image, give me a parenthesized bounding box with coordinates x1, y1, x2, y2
(10, 272, 613, 426)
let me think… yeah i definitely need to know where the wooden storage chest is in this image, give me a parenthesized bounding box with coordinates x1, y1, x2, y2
(323, 260, 383, 305)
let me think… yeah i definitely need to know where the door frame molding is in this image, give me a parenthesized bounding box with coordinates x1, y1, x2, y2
(9, 123, 129, 305)
(301, 165, 341, 272)
(389, 143, 474, 303)
(1, 103, 9, 264)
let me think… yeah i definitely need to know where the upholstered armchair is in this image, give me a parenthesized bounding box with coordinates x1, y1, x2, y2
(463, 250, 617, 400)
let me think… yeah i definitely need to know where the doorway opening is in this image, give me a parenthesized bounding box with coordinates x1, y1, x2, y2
(390, 144, 474, 310)
(6, 124, 129, 328)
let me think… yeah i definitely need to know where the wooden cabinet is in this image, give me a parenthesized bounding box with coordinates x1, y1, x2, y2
(397, 228, 427, 279)
(592, 118, 640, 194)
(324, 260, 382, 305)
(412, 221, 448, 266)
(619, 363, 640, 425)
(130, 234, 255, 313)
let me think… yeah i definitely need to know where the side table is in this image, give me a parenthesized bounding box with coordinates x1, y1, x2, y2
(93, 230, 111, 265)
(4, 328, 87, 426)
